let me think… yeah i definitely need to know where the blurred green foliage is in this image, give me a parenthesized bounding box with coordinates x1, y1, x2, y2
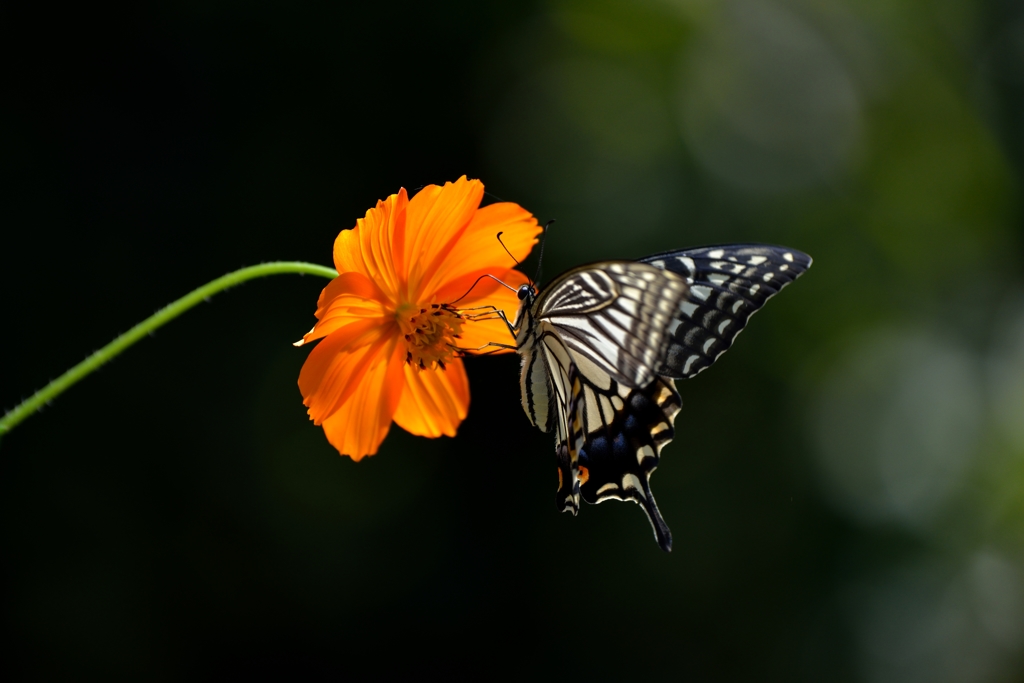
(3, 0, 1024, 679)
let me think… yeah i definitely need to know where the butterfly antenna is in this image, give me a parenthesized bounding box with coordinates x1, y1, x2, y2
(448, 274, 517, 305)
(495, 232, 521, 268)
(531, 219, 555, 286)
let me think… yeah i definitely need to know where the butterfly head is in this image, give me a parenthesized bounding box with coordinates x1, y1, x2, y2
(512, 283, 536, 332)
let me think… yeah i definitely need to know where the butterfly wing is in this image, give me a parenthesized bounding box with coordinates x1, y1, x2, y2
(567, 367, 681, 551)
(535, 262, 691, 388)
(539, 331, 681, 551)
(533, 329, 583, 515)
(638, 244, 813, 379)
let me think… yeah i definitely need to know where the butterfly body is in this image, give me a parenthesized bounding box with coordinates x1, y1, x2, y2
(509, 244, 812, 551)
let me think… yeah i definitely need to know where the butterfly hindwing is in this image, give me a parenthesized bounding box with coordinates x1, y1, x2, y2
(530, 330, 581, 515)
(638, 245, 812, 379)
(567, 366, 681, 551)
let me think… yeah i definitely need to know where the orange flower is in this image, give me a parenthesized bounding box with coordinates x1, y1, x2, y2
(296, 177, 541, 460)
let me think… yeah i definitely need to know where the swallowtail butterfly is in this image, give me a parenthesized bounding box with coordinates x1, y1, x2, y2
(509, 244, 811, 551)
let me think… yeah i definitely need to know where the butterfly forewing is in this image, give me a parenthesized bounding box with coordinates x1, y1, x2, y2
(536, 262, 690, 388)
(638, 245, 812, 379)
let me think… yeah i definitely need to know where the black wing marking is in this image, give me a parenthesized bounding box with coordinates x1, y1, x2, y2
(536, 262, 689, 388)
(638, 244, 812, 379)
(554, 364, 682, 552)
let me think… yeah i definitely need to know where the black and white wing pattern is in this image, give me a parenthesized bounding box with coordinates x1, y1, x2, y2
(530, 262, 690, 388)
(565, 366, 681, 551)
(512, 244, 811, 552)
(638, 245, 813, 379)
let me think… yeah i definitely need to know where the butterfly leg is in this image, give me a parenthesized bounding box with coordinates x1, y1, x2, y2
(455, 305, 516, 339)
(455, 342, 517, 354)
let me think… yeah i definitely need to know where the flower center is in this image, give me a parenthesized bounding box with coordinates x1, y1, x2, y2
(400, 304, 464, 370)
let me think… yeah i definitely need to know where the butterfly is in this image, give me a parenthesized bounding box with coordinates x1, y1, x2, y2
(507, 244, 812, 551)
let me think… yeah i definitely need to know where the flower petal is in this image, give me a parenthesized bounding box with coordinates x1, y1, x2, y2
(334, 188, 408, 301)
(321, 341, 407, 460)
(392, 358, 470, 438)
(404, 176, 485, 298)
(419, 200, 541, 299)
(301, 271, 390, 345)
(298, 318, 396, 424)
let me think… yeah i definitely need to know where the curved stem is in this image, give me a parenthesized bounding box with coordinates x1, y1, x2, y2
(0, 261, 338, 439)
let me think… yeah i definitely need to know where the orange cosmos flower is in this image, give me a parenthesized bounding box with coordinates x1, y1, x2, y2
(296, 177, 541, 460)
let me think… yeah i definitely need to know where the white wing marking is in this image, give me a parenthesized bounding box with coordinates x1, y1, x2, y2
(572, 352, 613, 390)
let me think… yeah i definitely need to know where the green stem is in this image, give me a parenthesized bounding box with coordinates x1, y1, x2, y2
(0, 261, 338, 439)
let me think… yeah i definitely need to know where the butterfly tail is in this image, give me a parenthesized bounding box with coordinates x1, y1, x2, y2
(639, 476, 673, 552)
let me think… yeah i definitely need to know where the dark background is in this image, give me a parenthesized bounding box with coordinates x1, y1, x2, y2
(4, 1, 1024, 680)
